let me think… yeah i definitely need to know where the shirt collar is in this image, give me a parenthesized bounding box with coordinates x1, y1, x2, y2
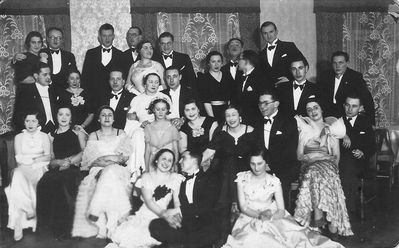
(267, 39, 278, 47)
(244, 67, 255, 77)
(170, 84, 181, 94)
(266, 110, 278, 120)
(35, 82, 49, 90)
(101, 45, 113, 50)
(112, 89, 123, 95)
(162, 51, 174, 56)
(346, 115, 358, 121)
(294, 79, 306, 85)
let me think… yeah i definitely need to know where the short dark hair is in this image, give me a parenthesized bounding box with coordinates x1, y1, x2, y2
(345, 93, 363, 105)
(152, 149, 176, 169)
(46, 27, 63, 37)
(127, 26, 142, 35)
(241, 50, 259, 68)
(205, 51, 223, 65)
(291, 56, 309, 68)
(158, 32, 174, 42)
(331, 51, 349, 62)
(96, 105, 115, 120)
(260, 21, 278, 31)
(183, 98, 201, 109)
(225, 104, 242, 117)
(183, 150, 203, 166)
(148, 98, 171, 115)
(34, 62, 51, 74)
(143, 72, 161, 86)
(136, 40, 153, 52)
(67, 68, 81, 79)
(98, 23, 114, 34)
(165, 66, 181, 75)
(227, 38, 244, 47)
(25, 31, 43, 49)
(248, 148, 270, 164)
(305, 97, 324, 113)
(259, 88, 280, 102)
(109, 67, 126, 80)
(23, 110, 43, 124)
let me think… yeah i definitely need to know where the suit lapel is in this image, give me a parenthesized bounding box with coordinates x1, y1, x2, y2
(272, 40, 283, 67)
(270, 114, 283, 146)
(297, 81, 311, 110)
(179, 179, 189, 205)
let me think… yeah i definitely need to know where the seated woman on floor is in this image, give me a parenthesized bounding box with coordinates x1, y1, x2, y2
(223, 149, 345, 248)
(5, 111, 51, 241)
(294, 98, 353, 236)
(36, 106, 86, 240)
(72, 106, 133, 239)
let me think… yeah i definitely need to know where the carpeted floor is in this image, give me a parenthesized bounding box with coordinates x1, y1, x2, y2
(1, 178, 399, 248)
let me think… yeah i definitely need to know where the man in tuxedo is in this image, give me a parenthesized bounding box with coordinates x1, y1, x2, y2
(14, 62, 57, 133)
(339, 95, 375, 213)
(81, 23, 124, 111)
(149, 150, 220, 248)
(277, 56, 320, 117)
(319, 51, 375, 126)
(152, 32, 196, 89)
(254, 89, 299, 204)
(231, 50, 269, 126)
(221, 38, 244, 84)
(105, 68, 135, 129)
(40, 27, 77, 94)
(123, 26, 142, 76)
(259, 21, 304, 86)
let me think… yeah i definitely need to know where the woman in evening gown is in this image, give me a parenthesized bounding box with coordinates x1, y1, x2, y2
(223, 149, 345, 248)
(294, 99, 353, 236)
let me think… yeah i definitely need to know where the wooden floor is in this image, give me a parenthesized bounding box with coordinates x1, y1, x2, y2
(1, 179, 399, 248)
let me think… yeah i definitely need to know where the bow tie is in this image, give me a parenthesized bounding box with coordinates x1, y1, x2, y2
(50, 49, 60, 55)
(102, 48, 111, 53)
(263, 118, 272, 124)
(163, 54, 173, 60)
(293, 83, 305, 90)
(110, 92, 122, 100)
(184, 172, 198, 181)
(229, 61, 238, 67)
(131, 47, 136, 52)
(268, 45, 276, 51)
(347, 117, 352, 121)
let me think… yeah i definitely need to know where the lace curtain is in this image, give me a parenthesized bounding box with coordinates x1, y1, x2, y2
(157, 13, 240, 73)
(69, 0, 131, 71)
(0, 15, 46, 134)
(343, 12, 398, 127)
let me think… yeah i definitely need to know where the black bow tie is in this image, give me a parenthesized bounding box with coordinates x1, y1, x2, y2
(184, 172, 198, 181)
(110, 92, 122, 100)
(50, 49, 60, 54)
(229, 61, 238, 67)
(347, 117, 352, 121)
(163, 54, 173, 60)
(102, 48, 111, 53)
(264, 118, 272, 124)
(293, 83, 305, 90)
(131, 47, 136, 52)
(268, 45, 276, 51)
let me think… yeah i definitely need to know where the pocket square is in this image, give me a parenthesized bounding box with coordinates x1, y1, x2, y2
(281, 54, 287, 58)
(360, 131, 365, 134)
(247, 86, 253, 91)
(308, 95, 315, 99)
(123, 107, 129, 111)
(180, 65, 185, 71)
(276, 131, 283, 135)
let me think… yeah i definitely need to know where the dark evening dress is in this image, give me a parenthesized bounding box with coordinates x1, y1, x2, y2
(58, 89, 93, 127)
(198, 72, 234, 124)
(13, 52, 40, 84)
(180, 117, 216, 154)
(36, 128, 82, 238)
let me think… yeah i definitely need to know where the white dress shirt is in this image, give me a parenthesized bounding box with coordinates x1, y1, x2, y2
(185, 169, 199, 204)
(110, 89, 123, 111)
(264, 110, 278, 149)
(346, 115, 357, 127)
(267, 39, 278, 66)
(35, 83, 54, 124)
(50, 49, 61, 74)
(162, 51, 173, 68)
(333, 75, 343, 104)
(293, 80, 306, 110)
(131, 47, 138, 62)
(169, 85, 181, 118)
(229, 60, 238, 79)
(101, 46, 112, 66)
(241, 67, 255, 92)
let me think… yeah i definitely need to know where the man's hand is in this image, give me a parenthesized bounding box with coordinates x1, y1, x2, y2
(275, 76, 289, 85)
(171, 118, 184, 130)
(161, 209, 182, 229)
(343, 134, 351, 148)
(14, 53, 27, 62)
(352, 149, 364, 159)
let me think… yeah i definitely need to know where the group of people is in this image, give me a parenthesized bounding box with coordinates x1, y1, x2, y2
(4, 20, 377, 248)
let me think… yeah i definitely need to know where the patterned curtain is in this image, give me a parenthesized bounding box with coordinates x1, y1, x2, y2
(157, 13, 240, 73)
(0, 15, 46, 134)
(69, 0, 131, 71)
(343, 13, 398, 127)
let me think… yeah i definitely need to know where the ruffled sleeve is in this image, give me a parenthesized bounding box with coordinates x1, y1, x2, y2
(325, 117, 346, 139)
(170, 173, 185, 192)
(136, 173, 153, 191)
(270, 175, 282, 191)
(235, 171, 251, 185)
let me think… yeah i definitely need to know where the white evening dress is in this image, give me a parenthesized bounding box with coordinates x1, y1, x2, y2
(5, 129, 50, 232)
(126, 60, 165, 95)
(105, 172, 184, 248)
(223, 171, 345, 248)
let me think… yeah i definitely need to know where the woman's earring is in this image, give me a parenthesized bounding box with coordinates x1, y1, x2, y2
(239, 117, 242, 123)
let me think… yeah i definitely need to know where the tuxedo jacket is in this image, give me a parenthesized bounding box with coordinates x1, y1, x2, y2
(122, 48, 141, 78)
(161, 86, 197, 118)
(81, 46, 124, 109)
(276, 80, 320, 117)
(231, 69, 269, 126)
(40, 48, 77, 92)
(221, 62, 244, 86)
(319, 68, 375, 125)
(179, 170, 219, 228)
(152, 51, 197, 89)
(341, 114, 375, 160)
(259, 40, 304, 85)
(254, 111, 298, 176)
(13, 83, 58, 132)
(106, 90, 135, 129)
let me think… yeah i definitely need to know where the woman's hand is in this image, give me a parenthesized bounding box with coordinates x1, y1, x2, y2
(259, 210, 273, 221)
(140, 120, 151, 129)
